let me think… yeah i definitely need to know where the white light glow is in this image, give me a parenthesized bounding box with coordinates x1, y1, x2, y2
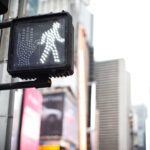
(39, 22, 65, 64)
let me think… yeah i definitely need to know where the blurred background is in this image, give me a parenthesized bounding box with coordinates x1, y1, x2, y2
(0, 0, 150, 150)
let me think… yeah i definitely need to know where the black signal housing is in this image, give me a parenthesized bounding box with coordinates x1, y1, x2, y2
(7, 11, 74, 79)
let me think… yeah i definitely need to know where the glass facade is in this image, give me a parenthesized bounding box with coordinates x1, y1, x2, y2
(26, 0, 39, 16)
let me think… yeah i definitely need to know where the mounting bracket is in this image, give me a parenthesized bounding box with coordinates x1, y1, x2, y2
(0, 78, 51, 90)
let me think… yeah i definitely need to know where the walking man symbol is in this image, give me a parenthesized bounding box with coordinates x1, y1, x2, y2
(39, 22, 65, 64)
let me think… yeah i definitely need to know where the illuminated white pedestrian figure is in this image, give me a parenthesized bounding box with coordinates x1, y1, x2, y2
(40, 22, 65, 64)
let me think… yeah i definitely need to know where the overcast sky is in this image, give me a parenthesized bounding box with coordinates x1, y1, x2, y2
(90, 0, 150, 107)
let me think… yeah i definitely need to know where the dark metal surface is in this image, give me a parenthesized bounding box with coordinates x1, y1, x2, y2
(0, 78, 51, 90)
(0, 21, 11, 29)
(0, 0, 9, 14)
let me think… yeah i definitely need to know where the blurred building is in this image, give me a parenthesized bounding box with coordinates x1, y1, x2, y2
(78, 3, 94, 150)
(146, 117, 150, 150)
(39, 87, 78, 150)
(129, 109, 139, 149)
(0, 0, 94, 149)
(133, 105, 147, 150)
(95, 59, 131, 150)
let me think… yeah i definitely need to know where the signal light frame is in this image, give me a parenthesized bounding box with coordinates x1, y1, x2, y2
(7, 11, 74, 79)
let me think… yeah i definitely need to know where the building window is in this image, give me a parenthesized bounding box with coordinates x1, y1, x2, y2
(26, 0, 39, 16)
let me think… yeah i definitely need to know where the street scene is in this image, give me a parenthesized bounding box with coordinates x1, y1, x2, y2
(0, 0, 150, 150)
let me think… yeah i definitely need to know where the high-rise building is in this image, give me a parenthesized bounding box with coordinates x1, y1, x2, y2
(95, 59, 131, 150)
(133, 105, 147, 150)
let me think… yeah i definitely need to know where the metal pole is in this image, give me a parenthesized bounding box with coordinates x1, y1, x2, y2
(0, 21, 11, 29)
(0, 79, 51, 90)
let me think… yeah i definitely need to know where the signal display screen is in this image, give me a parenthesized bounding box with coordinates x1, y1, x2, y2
(12, 17, 66, 69)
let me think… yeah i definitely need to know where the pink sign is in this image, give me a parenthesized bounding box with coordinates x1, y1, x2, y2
(20, 88, 43, 150)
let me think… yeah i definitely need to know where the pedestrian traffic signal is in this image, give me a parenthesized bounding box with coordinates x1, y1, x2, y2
(7, 11, 74, 79)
